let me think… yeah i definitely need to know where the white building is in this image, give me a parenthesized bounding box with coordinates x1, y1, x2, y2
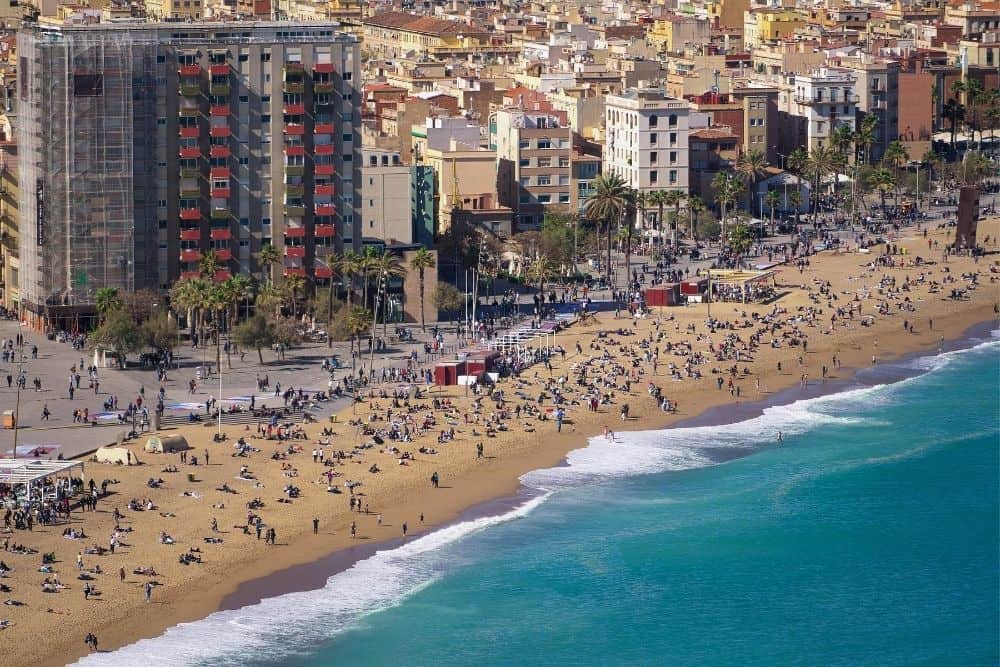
(603, 88, 690, 195)
(792, 68, 858, 152)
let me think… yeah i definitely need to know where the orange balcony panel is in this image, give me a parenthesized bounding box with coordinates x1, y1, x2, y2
(314, 144, 334, 156)
(284, 226, 307, 238)
(283, 103, 305, 115)
(314, 184, 335, 196)
(179, 228, 201, 241)
(180, 208, 201, 221)
(285, 246, 306, 258)
(314, 224, 336, 238)
(179, 64, 202, 77)
(284, 123, 305, 136)
(315, 204, 336, 217)
(210, 146, 231, 159)
(315, 164, 335, 176)
(313, 122, 335, 134)
(210, 105, 230, 116)
(214, 270, 231, 282)
(210, 126, 231, 138)
(313, 63, 334, 74)
(210, 167, 230, 179)
(285, 146, 305, 157)
(314, 265, 333, 279)
(284, 267, 307, 278)
(209, 64, 230, 76)
(180, 249, 203, 263)
(182, 271, 201, 280)
(179, 147, 201, 159)
(215, 248, 233, 262)
(210, 228, 231, 240)
(211, 188, 231, 199)
(179, 126, 200, 138)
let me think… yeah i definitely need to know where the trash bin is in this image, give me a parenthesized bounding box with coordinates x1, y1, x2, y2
(329, 414, 337, 424)
(2, 410, 14, 429)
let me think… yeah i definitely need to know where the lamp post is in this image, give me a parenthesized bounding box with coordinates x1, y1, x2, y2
(11, 319, 24, 458)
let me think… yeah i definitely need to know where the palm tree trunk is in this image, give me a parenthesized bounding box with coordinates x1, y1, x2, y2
(605, 218, 613, 287)
(418, 270, 426, 332)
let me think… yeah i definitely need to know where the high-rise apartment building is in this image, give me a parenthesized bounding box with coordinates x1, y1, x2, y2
(17, 22, 361, 330)
(604, 88, 690, 196)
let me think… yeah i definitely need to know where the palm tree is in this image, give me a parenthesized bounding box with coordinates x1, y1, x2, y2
(647, 190, 668, 253)
(218, 275, 251, 368)
(788, 190, 803, 229)
(359, 247, 380, 308)
(831, 123, 854, 162)
(736, 149, 768, 216)
(868, 167, 896, 217)
(345, 306, 373, 355)
(727, 223, 754, 268)
(854, 115, 877, 165)
(921, 148, 942, 185)
(339, 249, 362, 308)
(787, 147, 808, 176)
(257, 244, 282, 286)
(942, 97, 965, 154)
(712, 172, 743, 244)
(687, 195, 705, 240)
(369, 250, 404, 337)
(284, 274, 306, 319)
(170, 277, 212, 347)
(198, 251, 221, 281)
(765, 189, 782, 236)
(806, 145, 837, 219)
(882, 140, 909, 211)
(663, 190, 685, 249)
(255, 282, 285, 317)
(94, 287, 121, 324)
(408, 247, 436, 332)
(525, 255, 554, 300)
(584, 172, 630, 286)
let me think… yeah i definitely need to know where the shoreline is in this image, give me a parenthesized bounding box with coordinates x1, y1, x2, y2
(218, 317, 999, 615)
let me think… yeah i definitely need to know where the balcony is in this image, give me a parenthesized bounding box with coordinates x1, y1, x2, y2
(210, 105, 229, 117)
(210, 228, 231, 240)
(315, 164, 335, 176)
(284, 204, 306, 217)
(285, 246, 306, 258)
(314, 144, 334, 156)
(313, 122, 335, 135)
(314, 184, 335, 197)
(180, 207, 201, 221)
(315, 244, 335, 257)
(314, 223, 335, 237)
(210, 208, 230, 220)
(180, 249, 202, 263)
(313, 63, 334, 74)
(209, 64, 230, 77)
(178, 64, 202, 77)
(179, 126, 200, 138)
(283, 81, 305, 94)
(284, 62, 305, 74)
(210, 167, 230, 179)
(210, 146, 231, 159)
(214, 248, 233, 262)
(314, 204, 336, 217)
(179, 106, 201, 118)
(794, 93, 857, 105)
(180, 166, 200, 179)
(214, 270, 231, 282)
(313, 82, 334, 95)
(180, 188, 201, 199)
(285, 164, 305, 176)
(284, 146, 305, 157)
(284, 267, 307, 278)
(314, 96, 333, 108)
(284, 226, 306, 238)
(179, 147, 201, 159)
(284, 123, 305, 136)
(211, 187, 231, 199)
(179, 228, 201, 241)
(283, 103, 305, 115)
(210, 126, 231, 138)
(179, 83, 201, 97)
(209, 83, 230, 96)
(182, 270, 201, 280)
(314, 265, 333, 279)
(285, 184, 305, 197)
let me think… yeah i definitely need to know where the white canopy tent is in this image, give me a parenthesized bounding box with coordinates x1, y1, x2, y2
(0, 459, 86, 503)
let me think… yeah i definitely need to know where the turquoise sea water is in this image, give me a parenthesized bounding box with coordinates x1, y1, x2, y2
(78, 336, 1000, 667)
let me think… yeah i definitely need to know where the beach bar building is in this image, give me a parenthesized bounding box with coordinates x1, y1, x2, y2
(708, 269, 780, 303)
(0, 459, 86, 504)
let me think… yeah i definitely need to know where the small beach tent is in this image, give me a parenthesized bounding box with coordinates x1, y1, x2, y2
(95, 446, 138, 466)
(145, 435, 191, 453)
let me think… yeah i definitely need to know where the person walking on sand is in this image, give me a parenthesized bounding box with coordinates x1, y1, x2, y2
(119, 567, 126, 583)
(313, 517, 319, 534)
(84, 633, 98, 652)
(350, 521, 357, 539)
(144, 581, 153, 603)
(402, 522, 408, 536)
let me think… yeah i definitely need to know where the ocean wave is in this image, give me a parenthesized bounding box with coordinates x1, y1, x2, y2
(72, 492, 551, 667)
(903, 331, 1000, 371)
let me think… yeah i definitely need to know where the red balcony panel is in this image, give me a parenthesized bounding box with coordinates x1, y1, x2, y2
(182, 271, 201, 280)
(285, 146, 305, 157)
(210, 146, 231, 159)
(179, 147, 201, 159)
(314, 224, 336, 237)
(210, 105, 230, 116)
(179, 228, 201, 241)
(313, 122, 335, 135)
(284, 226, 306, 238)
(210, 228, 231, 241)
(215, 248, 233, 262)
(315, 204, 336, 217)
(284, 267, 307, 278)
(209, 64, 230, 76)
(211, 188, 231, 199)
(180, 207, 201, 221)
(214, 270, 231, 282)
(210, 126, 231, 138)
(179, 64, 202, 77)
(285, 246, 306, 258)
(284, 123, 305, 136)
(314, 184, 335, 196)
(210, 167, 230, 179)
(314, 265, 333, 279)
(313, 63, 334, 74)
(180, 249, 203, 263)
(179, 126, 200, 138)
(314, 144, 334, 156)
(283, 103, 305, 115)
(315, 164, 335, 176)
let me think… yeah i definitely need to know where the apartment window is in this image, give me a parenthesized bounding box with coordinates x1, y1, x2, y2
(519, 178, 530, 186)
(538, 194, 551, 204)
(342, 133, 352, 142)
(261, 114, 271, 123)
(158, 220, 167, 229)
(558, 157, 569, 167)
(650, 151, 657, 164)
(239, 54, 249, 62)
(519, 194, 530, 204)
(262, 218, 270, 226)
(648, 115, 658, 129)
(558, 174, 570, 185)
(157, 118, 166, 125)
(261, 52, 271, 62)
(558, 193, 570, 203)
(158, 200, 167, 207)
(668, 170, 677, 184)
(650, 133, 657, 145)
(650, 170, 658, 184)
(240, 240, 250, 247)
(668, 114, 678, 127)
(156, 55, 166, 63)
(538, 175, 553, 186)
(239, 217, 249, 226)
(669, 132, 677, 145)
(344, 72, 352, 81)
(519, 140, 529, 149)
(519, 158, 530, 167)
(262, 95, 270, 104)
(536, 139, 551, 149)
(669, 151, 677, 163)
(239, 95, 249, 103)
(537, 157, 551, 167)
(343, 154, 352, 161)
(239, 157, 249, 165)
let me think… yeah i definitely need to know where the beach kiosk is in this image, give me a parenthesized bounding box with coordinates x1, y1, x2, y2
(644, 284, 681, 307)
(706, 269, 780, 303)
(0, 459, 86, 504)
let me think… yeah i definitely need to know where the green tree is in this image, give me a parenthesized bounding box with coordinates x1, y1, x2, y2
(525, 255, 555, 299)
(942, 97, 965, 154)
(141, 311, 178, 354)
(806, 145, 838, 218)
(284, 273, 306, 318)
(170, 277, 211, 346)
(727, 223, 754, 267)
(232, 314, 277, 364)
(345, 306, 373, 354)
(736, 149, 768, 215)
(663, 190, 685, 248)
(257, 244, 282, 287)
(433, 283, 465, 323)
(712, 171, 744, 243)
(687, 195, 705, 240)
(646, 190, 668, 252)
(764, 189, 782, 236)
(198, 251, 221, 280)
(94, 287, 122, 324)
(90, 309, 142, 368)
(868, 167, 896, 216)
(788, 190, 803, 229)
(584, 172, 630, 285)
(409, 248, 437, 332)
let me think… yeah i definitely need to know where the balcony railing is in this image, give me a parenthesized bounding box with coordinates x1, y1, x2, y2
(314, 223, 336, 237)
(180, 167, 200, 179)
(315, 164, 334, 176)
(180, 249, 202, 263)
(180, 207, 201, 221)
(285, 246, 306, 258)
(178, 64, 202, 77)
(284, 205, 306, 217)
(180, 188, 201, 199)
(794, 93, 857, 105)
(179, 147, 201, 159)
(209, 83, 230, 96)
(179, 107, 201, 118)
(283, 103, 305, 115)
(285, 164, 305, 176)
(179, 126, 200, 138)
(210, 126, 231, 138)
(284, 123, 306, 136)
(210, 228, 231, 240)
(284, 226, 306, 238)
(209, 64, 230, 76)
(286, 184, 305, 197)
(314, 184, 335, 196)
(210, 105, 230, 116)
(283, 81, 305, 94)
(210, 146, 231, 159)
(215, 248, 233, 262)
(210, 208, 230, 220)
(313, 122, 335, 135)
(182, 270, 201, 280)
(314, 204, 336, 217)
(214, 270, 231, 282)
(179, 83, 201, 97)
(314, 144, 334, 156)
(314, 265, 333, 278)
(179, 228, 201, 241)
(284, 267, 307, 277)
(313, 82, 334, 95)
(210, 167, 230, 179)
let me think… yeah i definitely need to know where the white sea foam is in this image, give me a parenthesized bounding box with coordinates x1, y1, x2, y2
(77, 335, 998, 665)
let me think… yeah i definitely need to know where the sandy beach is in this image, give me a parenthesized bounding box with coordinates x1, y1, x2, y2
(2, 219, 997, 667)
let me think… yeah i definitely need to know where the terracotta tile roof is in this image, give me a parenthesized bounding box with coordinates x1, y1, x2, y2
(364, 11, 489, 37)
(690, 127, 738, 140)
